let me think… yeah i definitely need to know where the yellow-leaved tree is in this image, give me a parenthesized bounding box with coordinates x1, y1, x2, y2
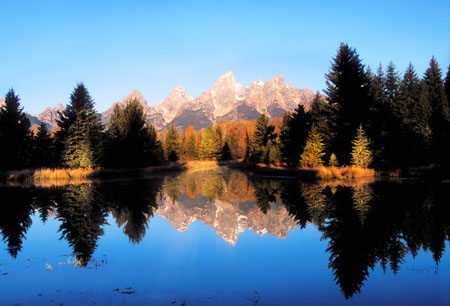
(350, 124, 372, 168)
(300, 125, 325, 168)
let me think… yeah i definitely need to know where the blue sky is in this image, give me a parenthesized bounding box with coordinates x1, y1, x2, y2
(1, 0, 449, 114)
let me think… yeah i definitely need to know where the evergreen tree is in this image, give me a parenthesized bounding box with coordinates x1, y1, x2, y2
(387, 63, 422, 166)
(350, 125, 372, 168)
(223, 133, 238, 160)
(220, 141, 232, 160)
(106, 98, 160, 167)
(265, 139, 281, 165)
(366, 65, 391, 166)
(279, 104, 310, 166)
(300, 125, 325, 168)
(385, 61, 400, 105)
(55, 83, 104, 168)
(0, 89, 32, 170)
(398, 66, 432, 165)
(249, 114, 277, 163)
(184, 134, 197, 160)
(164, 124, 180, 161)
(32, 122, 52, 168)
(329, 153, 339, 167)
(325, 43, 369, 163)
(445, 65, 450, 107)
(145, 122, 164, 164)
(410, 81, 432, 162)
(199, 126, 221, 160)
(243, 131, 251, 162)
(308, 93, 337, 156)
(424, 57, 450, 164)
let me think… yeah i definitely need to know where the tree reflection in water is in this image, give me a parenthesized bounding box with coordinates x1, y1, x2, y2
(0, 169, 448, 299)
(0, 187, 34, 258)
(256, 178, 450, 299)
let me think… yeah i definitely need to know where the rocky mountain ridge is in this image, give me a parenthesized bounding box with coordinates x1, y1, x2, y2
(155, 192, 297, 246)
(28, 71, 317, 131)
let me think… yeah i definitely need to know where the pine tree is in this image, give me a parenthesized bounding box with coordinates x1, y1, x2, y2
(350, 124, 372, 168)
(366, 64, 391, 166)
(220, 141, 232, 160)
(106, 98, 159, 167)
(445, 65, 450, 106)
(329, 153, 339, 167)
(385, 61, 400, 105)
(184, 134, 197, 160)
(325, 43, 369, 164)
(308, 93, 337, 155)
(279, 104, 310, 166)
(145, 122, 164, 165)
(199, 126, 221, 160)
(32, 122, 52, 168)
(388, 63, 426, 166)
(249, 114, 277, 163)
(0, 89, 32, 170)
(243, 131, 251, 162)
(424, 57, 450, 164)
(164, 124, 180, 161)
(300, 125, 325, 168)
(55, 83, 104, 168)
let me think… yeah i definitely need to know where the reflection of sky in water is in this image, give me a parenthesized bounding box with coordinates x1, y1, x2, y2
(0, 212, 448, 306)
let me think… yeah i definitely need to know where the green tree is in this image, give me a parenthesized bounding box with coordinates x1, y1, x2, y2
(55, 83, 104, 168)
(279, 105, 310, 166)
(221, 141, 232, 160)
(145, 122, 164, 164)
(249, 114, 277, 163)
(424, 57, 450, 164)
(308, 93, 337, 155)
(0, 89, 32, 170)
(445, 65, 450, 107)
(325, 43, 369, 164)
(386, 63, 429, 166)
(385, 61, 400, 105)
(199, 126, 221, 160)
(366, 64, 392, 166)
(32, 122, 53, 168)
(184, 134, 197, 160)
(164, 124, 180, 161)
(106, 98, 161, 167)
(300, 125, 325, 168)
(350, 125, 372, 168)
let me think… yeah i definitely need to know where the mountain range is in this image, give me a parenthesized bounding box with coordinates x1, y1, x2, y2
(6, 71, 317, 131)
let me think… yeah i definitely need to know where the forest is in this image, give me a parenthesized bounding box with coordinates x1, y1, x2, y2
(1, 43, 449, 172)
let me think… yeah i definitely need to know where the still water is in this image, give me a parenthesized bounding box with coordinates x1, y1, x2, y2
(0, 168, 448, 305)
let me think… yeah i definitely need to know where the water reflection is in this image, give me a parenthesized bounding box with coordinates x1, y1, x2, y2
(0, 168, 449, 299)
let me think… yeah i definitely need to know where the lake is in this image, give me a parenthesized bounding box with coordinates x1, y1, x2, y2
(0, 167, 449, 305)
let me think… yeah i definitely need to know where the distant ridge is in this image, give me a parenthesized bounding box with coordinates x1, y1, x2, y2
(30, 71, 317, 131)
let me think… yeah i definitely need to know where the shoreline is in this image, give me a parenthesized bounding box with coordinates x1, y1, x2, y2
(1, 161, 446, 187)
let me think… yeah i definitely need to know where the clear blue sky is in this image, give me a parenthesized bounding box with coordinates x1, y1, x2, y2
(1, 0, 449, 114)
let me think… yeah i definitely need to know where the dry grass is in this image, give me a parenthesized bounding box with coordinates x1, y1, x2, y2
(315, 165, 376, 179)
(315, 176, 376, 188)
(33, 168, 97, 181)
(185, 160, 219, 170)
(5, 168, 98, 186)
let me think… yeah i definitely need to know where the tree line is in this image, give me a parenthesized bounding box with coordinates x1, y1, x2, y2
(0, 84, 164, 170)
(1, 42, 449, 170)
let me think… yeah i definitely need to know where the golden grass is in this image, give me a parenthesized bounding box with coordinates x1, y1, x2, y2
(315, 165, 376, 179)
(33, 168, 97, 181)
(185, 160, 219, 170)
(315, 176, 376, 188)
(5, 168, 98, 187)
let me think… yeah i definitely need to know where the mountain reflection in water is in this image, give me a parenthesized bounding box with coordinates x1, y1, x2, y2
(0, 167, 449, 300)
